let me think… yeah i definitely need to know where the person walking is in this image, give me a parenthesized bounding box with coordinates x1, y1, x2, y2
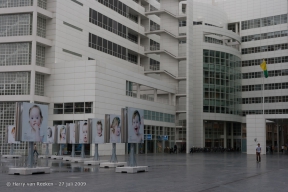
(256, 143, 261, 162)
(33, 143, 39, 156)
(174, 144, 177, 154)
(281, 145, 284, 154)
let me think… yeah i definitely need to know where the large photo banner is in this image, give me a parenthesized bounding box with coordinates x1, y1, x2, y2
(7, 125, 19, 144)
(128, 108, 144, 143)
(91, 119, 105, 144)
(79, 121, 89, 144)
(21, 103, 48, 142)
(57, 125, 67, 144)
(46, 126, 56, 144)
(110, 115, 121, 143)
(69, 123, 76, 144)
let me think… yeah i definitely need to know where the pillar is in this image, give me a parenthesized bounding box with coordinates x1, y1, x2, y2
(169, 93, 172, 105)
(224, 122, 227, 148)
(235, 22, 238, 34)
(281, 121, 284, 145)
(272, 125, 275, 148)
(137, 84, 140, 98)
(154, 89, 157, 102)
(277, 124, 279, 152)
(137, 54, 141, 65)
(231, 122, 234, 148)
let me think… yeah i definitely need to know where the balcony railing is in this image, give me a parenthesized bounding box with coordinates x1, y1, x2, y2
(140, 94, 154, 102)
(149, 65, 160, 71)
(126, 91, 137, 98)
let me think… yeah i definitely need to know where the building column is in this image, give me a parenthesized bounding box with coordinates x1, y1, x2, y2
(137, 84, 140, 98)
(154, 89, 157, 102)
(272, 125, 275, 148)
(231, 122, 234, 148)
(235, 22, 238, 34)
(137, 54, 141, 65)
(277, 124, 279, 152)
(224, 122, 227, 148)
(169, 93, 172, 105)
(281, 121, 284, 146)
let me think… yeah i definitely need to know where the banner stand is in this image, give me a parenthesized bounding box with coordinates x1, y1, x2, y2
(51, 144, 64, 160)
(28, 142, 34, 168)
(10, 143, 14, 155)
(110, 143, 118, 163)
(45, 143, 49, 155)
(8, 102, 50, 175)
(94, 144, 99, 161)
(81, 144, 85, 158)
(128, 143, 137, 167)
(72, 144, 75, 157)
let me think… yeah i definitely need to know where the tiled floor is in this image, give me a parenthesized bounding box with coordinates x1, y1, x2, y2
(0, 153, 288, 192)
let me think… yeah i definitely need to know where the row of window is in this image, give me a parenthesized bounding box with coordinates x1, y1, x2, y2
(242, 82, 288, 92)
(242, 43, 288, 55)
(144, 110, 175, 123)
(242, 69, 288, 79)
(96, 0, 138, 23)
(203, 106, 241, 115)
(53, 102, 93, 114)
(0, 72, 30, 95)
(242, 56, 288, 67)
(242, 96, 288, 104)
(241, 14, 287, 30)
(89, 8, 138, 44)
(88, 33, 138, 64)
(0, 14, 32, 37)
(204, 37, 223, 45)
(242, 109, 288, 116)
(241, 30, 288, 42)
(0, 0, 32, 8)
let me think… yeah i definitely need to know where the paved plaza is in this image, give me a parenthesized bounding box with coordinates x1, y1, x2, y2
(0, 153, 288, 192)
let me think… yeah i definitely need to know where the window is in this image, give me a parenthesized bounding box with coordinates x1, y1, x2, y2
(89, 8, 137, 44)
(150, 59, 160, 70)
(179, 20, 187, 27)
(54, 102, 93, 114)
(89, 33, 137, 64)
(54, 103, 63, 114)
(242, 14, 287, 30)
(150, 39, 160, 50)
(0, 14, 32, 37)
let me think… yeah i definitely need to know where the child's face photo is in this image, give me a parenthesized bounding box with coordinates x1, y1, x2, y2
(29, 107, 41, 130)
(11, 128, 15, 139)
(47, 129, 51, 138)
(97, 124, 102, 137)
(61, 129, 66, 140)
(115, 125, 121, 136)
(132, 115, 141, 135)
(82, 125, 88, 143)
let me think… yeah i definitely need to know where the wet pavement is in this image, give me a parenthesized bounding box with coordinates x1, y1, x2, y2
(0, 153, 288, 192)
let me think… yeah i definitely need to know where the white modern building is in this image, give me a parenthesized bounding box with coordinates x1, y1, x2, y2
(0, 0, 287, 155)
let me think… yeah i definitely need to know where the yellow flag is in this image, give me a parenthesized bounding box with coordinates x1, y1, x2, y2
(260, 60, 268, 78)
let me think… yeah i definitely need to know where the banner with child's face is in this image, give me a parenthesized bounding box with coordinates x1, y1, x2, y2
(91, 119, 105, 144)
(7, 125, 20, 144)
(79, 121, 89, 144)
(128, 108, 144, 143)
(109, 115, 121, 143)
(46, 126, 56, 144)
(21, 103, 48, 142)
(57, 125, 67, 144)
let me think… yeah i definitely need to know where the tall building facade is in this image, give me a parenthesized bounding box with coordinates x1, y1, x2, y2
(0, 0, 287, 155)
